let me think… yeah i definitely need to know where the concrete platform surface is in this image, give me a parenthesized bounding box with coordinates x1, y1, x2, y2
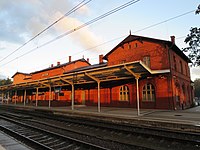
(4, 104, 200, 127)
(1, 104, 200, 129)
(0, 131, 30, 150)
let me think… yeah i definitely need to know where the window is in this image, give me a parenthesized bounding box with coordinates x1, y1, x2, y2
(119, 85, 129, 101)
(185, 64, 188, 76)
(173, 56, 177, 71)
(180, 60, 183, 73)
(128, 44, 131, 50)
(143, 56, 150, 68)
(134, 43, 138, 48)
(142, 83, 155, 101)
(182, 84, 186, 102)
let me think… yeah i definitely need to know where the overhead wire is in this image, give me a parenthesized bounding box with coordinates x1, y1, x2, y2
(0, 0, 140, 67)
(33, 9, 195, 70)
(0, 2, 195, 68)
(0, 0, 92, 63)
(71, 9, 195, 57)
(133, 10, 195, 33)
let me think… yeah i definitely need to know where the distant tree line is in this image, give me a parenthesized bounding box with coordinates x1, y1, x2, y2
(0, 78, 12, 86)
(194, 78, 200, 98)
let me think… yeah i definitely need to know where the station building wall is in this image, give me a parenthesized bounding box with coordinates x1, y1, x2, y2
(32, 60, 90, 80)
(9, 35, 193, 110)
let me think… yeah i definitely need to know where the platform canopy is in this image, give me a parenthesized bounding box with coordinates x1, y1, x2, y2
(0, 61, 169, 91)
(0, 60, 170, 115)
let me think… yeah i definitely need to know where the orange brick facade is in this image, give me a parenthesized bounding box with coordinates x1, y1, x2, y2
(31, 60, 90, 80)
(12, 72, 32, 84)
(10, 34, 194, 110)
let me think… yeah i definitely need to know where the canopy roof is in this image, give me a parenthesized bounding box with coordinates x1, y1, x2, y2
(0, 61, 170, 91)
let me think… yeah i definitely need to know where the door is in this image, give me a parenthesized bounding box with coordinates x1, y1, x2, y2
(81, 91, 85, 105)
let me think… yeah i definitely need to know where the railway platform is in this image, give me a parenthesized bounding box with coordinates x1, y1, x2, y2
(1, 104, 200, 129)
(0, 131, 29, 150)
(0, 104, 200, 149)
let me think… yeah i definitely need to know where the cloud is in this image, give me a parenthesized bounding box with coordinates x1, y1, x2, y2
(0, 0, 93, 45)
(0, 0, 40, 43)
(0, 45, 6, 51)
(191, 67, 200, 80)
(0, 48, 5, 51)
(0, 74, 6, 79)
(52, 12, 102, 49)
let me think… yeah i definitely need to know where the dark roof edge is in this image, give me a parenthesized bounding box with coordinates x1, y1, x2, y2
(31, 58, 90, 74)
(11, 72, 31, 78)
(103, 34, 191, 63)
(64, 62, 107, 74)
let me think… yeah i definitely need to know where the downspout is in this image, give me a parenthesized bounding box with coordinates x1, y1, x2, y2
(167, 44, 174, 110)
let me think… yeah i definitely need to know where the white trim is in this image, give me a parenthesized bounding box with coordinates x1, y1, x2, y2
(151, 69, 170, 74)
(139, 60, 170, 74)
(139, 60, 152, 73)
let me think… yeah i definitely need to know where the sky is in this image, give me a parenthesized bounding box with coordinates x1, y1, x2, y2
(0, 0, 199, 80)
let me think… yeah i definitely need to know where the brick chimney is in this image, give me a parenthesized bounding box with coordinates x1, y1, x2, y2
(99, 54, 103, 64)
(170, 36, 175, 44)
(87, 58, 89, 63)
(69, 56, 71, 62)
(51, 64, 54, 67)
(57, 62, 60, 66)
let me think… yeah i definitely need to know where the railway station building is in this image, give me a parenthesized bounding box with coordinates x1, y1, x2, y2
(0, 34, 194, 111)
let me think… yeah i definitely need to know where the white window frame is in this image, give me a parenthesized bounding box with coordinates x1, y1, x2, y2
(143, 56, 150, 68)
(142, 83, 155, 102)
(119, 85, 129, 101)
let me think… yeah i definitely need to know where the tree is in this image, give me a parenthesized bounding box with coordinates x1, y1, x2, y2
(194, 78, 200, 98)
(195, 4, 200, 14)
(183, 5, 200, 66)
(0, 78, 12, 86)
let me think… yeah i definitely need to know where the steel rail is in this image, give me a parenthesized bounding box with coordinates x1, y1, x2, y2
(0, 115, 108, 150)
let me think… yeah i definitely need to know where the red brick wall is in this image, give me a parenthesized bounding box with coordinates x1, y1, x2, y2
(107, 41, 170, 70)
(13, 74, 31, 84)
(32, 61, 89, 80)
(169, 49, 192, 109)
(10, 37, 193, 110)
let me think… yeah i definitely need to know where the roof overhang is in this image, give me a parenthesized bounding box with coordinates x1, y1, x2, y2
(0, 61, 170, 91)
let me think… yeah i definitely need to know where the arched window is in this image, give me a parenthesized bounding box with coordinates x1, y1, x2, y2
(175, 82, 180, 104)
(182, 84, 186, 102)
(187, 85, 190, 103)
(120, 86, 129, 101)
(142, 83, 155, 101)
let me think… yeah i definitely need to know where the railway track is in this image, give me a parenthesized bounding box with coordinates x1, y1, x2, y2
(0, 116, 107, 150)
(0, 106, 200, 150)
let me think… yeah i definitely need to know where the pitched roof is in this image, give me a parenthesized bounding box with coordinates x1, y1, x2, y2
(31, 58, 91, 74)
(11, 72, 31, 78)
(103, 34, 191, 63)
(64, 62, 107, 74)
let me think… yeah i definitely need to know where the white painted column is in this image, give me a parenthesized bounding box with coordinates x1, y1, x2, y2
(23, 90, 26, 106)
(71, 84, 74, 110)
(97, 81, 101, 113)
(49, 86, 51, 108)
(7, 91, 10, 104)
(36, 88, 38, 107)
(136, 77, 140, 116)
(1, 92, 4, 104)
(58, 91, 60, 101)
(84, 72, 100, 113)
(15, 90, 17, 105)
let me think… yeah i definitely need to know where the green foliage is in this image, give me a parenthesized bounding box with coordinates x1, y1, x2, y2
(0, 78, 12, 86)
(183, 5, 200, 66)
(195, 4, 200, 14)
(194, 78, 200, 98)
(183, 27, 200, 66)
